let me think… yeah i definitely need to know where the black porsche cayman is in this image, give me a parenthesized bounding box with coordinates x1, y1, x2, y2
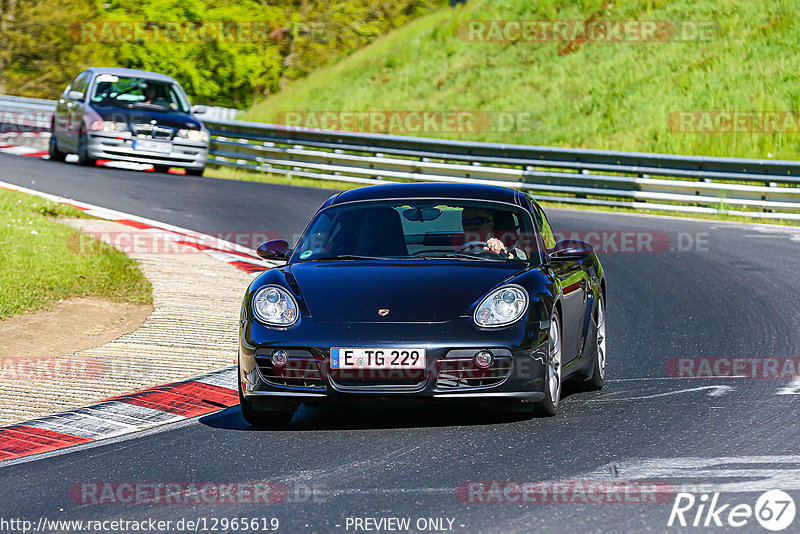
(238, 182, 606, 424)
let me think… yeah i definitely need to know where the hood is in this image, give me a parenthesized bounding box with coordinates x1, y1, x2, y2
(90, 104, 202, 131)
(289, 261, 526, 323)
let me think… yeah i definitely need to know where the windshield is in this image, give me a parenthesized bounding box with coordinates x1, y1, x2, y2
(89, 74, 190, 113)
(292, 199, 541, 265)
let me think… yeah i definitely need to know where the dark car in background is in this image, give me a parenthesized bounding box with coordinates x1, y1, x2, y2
(238, 182, 607, 425)
(48, 67, 209, 175)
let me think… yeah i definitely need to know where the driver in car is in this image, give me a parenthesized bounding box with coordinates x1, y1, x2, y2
(142, 84, 173, 108)
(461, 207, 527, 260)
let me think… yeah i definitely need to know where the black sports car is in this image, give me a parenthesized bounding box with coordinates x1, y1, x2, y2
(238, 182, 606, 424)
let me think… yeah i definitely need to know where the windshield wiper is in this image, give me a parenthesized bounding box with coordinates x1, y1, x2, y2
(303, 254, 386, 261)
(420, 253, 501, 262)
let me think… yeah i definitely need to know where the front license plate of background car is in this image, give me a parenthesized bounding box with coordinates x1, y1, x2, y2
(134, 139, 172, 153)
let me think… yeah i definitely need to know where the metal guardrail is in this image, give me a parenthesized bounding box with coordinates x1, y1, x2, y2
(204, 118, 800, 221)
(3, 94, 800, 220)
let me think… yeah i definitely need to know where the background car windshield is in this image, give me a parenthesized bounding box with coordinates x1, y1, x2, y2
(293, 200, 540, 264)
(89, 74, 190, 113)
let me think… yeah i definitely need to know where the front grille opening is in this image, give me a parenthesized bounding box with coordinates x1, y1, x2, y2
(327, 364, 428, 392)
(134, 124, 174, 140)
(436, 356, 512, 389)
(255, 349, 325, 390)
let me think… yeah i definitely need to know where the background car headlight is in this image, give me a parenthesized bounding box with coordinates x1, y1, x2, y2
(177, 128, 209, 142)
(474, 284, 529, 327)
(90, 120, 130, 133)
(252, 285, 299, 327)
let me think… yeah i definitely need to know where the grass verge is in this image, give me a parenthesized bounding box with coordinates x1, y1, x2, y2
(243, 0, 800, 161)
(0, 188, 152, 320)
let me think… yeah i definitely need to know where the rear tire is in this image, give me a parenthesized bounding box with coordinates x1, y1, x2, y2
(238, 386, 296, 427)
(534, 310, 562, 417)
(585, 293, 607, 391)
(48, 134, 66, 162)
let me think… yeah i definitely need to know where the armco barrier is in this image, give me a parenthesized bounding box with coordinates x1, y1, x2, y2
(3, 94, 799, 220)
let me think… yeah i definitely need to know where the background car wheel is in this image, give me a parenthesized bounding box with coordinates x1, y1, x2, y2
(585, 292, 607, 390)
(185, 167, 204, 176)
(534, 310, 562, 417)
(76, 129, 96, 166)
(48, 134, 66, 162)
(238, 386, 296, 427)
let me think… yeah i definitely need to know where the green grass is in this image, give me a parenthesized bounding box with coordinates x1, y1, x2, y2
(243, 0, 800, 161)
(0, 189, 152, 320)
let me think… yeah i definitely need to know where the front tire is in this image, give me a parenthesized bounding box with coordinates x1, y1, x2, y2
(534, 310, 562, 417)
(76, 128, 96, 166)
(585, 293, 607, 391)
(238, 386, 296, 427)
(185, 167, 204, 176)
(48, 133, 66, 162)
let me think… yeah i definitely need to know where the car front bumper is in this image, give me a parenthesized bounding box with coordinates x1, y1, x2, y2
(87, 132, 208, 169)
(239, 318, 550, 407)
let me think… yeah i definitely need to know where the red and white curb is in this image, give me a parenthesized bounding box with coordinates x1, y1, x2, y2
(0, 180, 279, 274)
(0, 181, 282, 463)
(0, 132, 49, 158)
(0, 366, 239, 462)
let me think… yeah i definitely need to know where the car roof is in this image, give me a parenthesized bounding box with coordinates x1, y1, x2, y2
(329, 182, 523, 207)
(83, 67, 178, 84)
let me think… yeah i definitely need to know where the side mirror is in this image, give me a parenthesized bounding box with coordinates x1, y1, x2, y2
(257, 239, 290, 261)
(192, 105, 208, 115)
(68, 90, 85, 101)
(549, 240, 593, 261)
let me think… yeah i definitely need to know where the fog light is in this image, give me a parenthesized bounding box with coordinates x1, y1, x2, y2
(271, 349, 289, 368)
(474, 350, 493, 369)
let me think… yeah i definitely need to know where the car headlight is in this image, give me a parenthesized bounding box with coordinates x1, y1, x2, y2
(474, 284, 529, 328)
(252, 285, 299, 327)
(177, 128, 209, 142)
(90, 120, 130, 133)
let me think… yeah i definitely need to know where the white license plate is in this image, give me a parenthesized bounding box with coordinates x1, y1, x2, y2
(331, 348, 426, 370)
(134, 140, 172, 154)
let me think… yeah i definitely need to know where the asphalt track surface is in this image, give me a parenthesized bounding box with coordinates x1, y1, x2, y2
(2, 152, 800, 533)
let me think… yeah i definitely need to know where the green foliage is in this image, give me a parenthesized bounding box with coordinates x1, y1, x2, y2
(0, 0, 111, 97)
(243, 0, 800, 160)
(1, 0, 444, 107)
(97, 0, 285, 107)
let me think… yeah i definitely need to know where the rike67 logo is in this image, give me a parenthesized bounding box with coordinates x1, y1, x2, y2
(668, 490, 796, 531)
